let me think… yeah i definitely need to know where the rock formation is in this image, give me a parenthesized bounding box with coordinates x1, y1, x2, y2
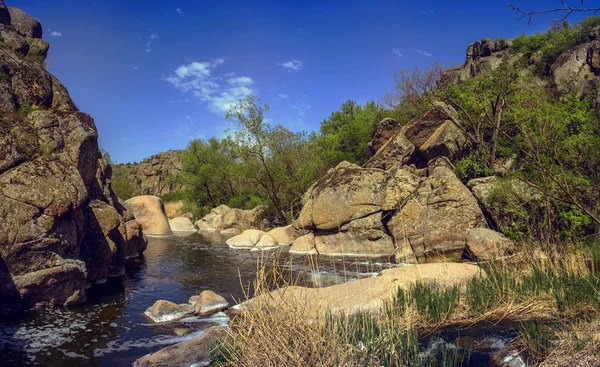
(124, 195, 173, 236)
(0, 3, 147, 306)
(114, 150, 183, 196)
(195, 204, 267, 232)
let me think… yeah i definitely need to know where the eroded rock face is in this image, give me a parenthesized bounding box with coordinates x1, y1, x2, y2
(368, 117, 403, 154)
(114, 150, 183, 196)
(0, 5, 147, 306)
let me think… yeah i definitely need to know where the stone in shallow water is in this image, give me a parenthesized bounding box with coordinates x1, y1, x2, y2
(134, 326, 228, 367)
(144, 300, 194, 323)
(189, 290, 228, 317)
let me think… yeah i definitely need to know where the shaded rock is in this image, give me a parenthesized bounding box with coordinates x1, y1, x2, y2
(11, 260, 87, 306)
(365, 130, 415, 170)
(388, 158, 486, 263)
(0, 1, 9, 25)
(0, 6, 143, 306)
(267, 225, 300, 246)
(403, 103, 457, 149)
(189, 290, 228, 317)
(7, 6, 42, 38)
(124, 196, 173, 236)
(490, 348, 526, 367)
(195, 220, 217, 231)
(235, 263, 483, 316)
(467, 176, 543, 231)
(124, 219, 147, 258)
(144, 300, 194, 323)
(290, 233, 317, 255)
(134, 326, 228, 367)
(169, 217, 196, 232)
(465, 228, 515, 261)
(295, 162, 388, 231)
(419, 120, 468, 162)
(368, 117, 403, 154)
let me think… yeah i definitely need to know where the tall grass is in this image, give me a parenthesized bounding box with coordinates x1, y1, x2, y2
(211, 244, 600, 366)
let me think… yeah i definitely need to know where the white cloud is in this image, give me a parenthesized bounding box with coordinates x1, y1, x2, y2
(292, 102, 310, 118)
(145, 33, 159, 53)
(278, 59, 303, 72)
(416, 49, 432, 57)
(50, 31, 62, 37)
(166, 59, 255, 114)
(391, 48, 403, 57)
(171, 115, 205, 140)
(133, 66, 139, 70)
(176, 8, 183, 14)
(278, 93, 289, 99)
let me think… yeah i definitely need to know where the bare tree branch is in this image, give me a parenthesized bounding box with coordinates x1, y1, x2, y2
(509, 1, 600, 25)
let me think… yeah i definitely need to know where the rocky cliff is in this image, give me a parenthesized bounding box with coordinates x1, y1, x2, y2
(0, 1, 147, 306)
(115, 150, 182, 196)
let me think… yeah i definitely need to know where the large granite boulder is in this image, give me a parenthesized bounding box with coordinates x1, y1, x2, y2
(0, 5, 147, 306)
(295, 161, 388, 231)
(364, 130, 415, 170)
(201, 204, 266, 231)
(387, 158, 487, 263)
(134, 326, 229, 367)
(144, 300, 194, 323)
(419, 120, 468, 163)
(124, 195, 173, 236)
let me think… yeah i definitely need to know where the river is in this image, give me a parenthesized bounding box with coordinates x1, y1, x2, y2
(0, 231, 397, 366)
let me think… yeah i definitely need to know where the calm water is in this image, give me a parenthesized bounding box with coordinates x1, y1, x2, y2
(0, 231, 396, 366)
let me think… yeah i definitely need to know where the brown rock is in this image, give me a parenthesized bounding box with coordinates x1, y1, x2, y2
(403, 103, 457, 148)
(189, 290, 229, 317)
(419, 120, 468, 163)
(134, 326, 228, 367)
(465, 228, 515, 261)
(365, 131, 415, 170)
(124, 196, 173, 236)
(169, 217, 196, 232)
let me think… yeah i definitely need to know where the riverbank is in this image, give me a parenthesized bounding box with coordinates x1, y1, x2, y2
(211, 243, 600, 366)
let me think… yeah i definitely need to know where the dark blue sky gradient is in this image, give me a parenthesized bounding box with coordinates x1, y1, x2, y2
(9, 0, 583, 162)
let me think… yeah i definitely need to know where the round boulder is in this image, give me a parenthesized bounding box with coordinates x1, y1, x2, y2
(124, 195, 173, 236)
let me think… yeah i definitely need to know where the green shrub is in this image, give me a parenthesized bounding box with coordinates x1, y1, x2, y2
(454, 154, 493, 183)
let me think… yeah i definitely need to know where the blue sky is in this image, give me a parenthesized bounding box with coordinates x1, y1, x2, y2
(10, 0, 578, 163)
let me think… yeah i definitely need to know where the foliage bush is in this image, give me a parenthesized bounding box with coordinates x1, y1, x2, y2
(454, 154, 493, 183)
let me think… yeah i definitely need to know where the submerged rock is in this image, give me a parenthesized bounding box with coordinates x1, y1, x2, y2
(134, 326, 228, 367)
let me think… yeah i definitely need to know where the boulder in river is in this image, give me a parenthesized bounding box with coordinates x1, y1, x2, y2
(189, 290, 229, 317)
(144, 300, 194, 323)
(226, 229, 279, 251)
(169, 217, 196, 232)
(134, 326, 228, 367)
(124, 195, 173, 236)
